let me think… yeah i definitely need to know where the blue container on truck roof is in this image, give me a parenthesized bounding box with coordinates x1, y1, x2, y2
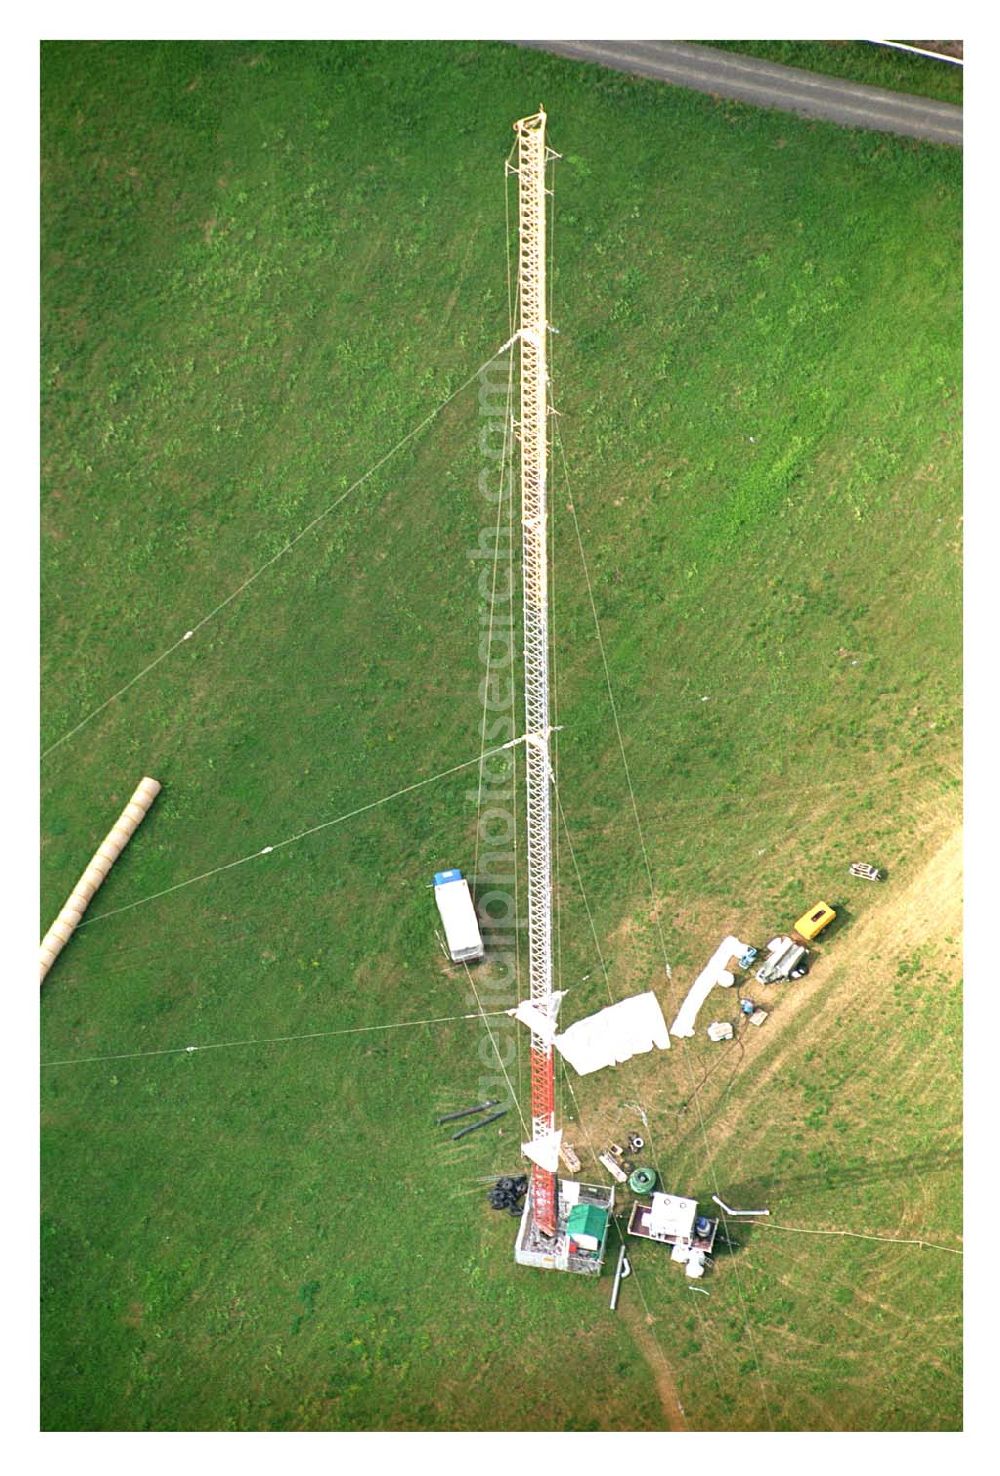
(434, 869, 463, 886)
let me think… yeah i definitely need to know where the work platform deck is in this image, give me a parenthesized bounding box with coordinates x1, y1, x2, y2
(515, 1180, 614, 1274)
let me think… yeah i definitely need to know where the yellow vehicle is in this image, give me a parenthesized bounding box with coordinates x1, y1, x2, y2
(792, 902, 837, 942)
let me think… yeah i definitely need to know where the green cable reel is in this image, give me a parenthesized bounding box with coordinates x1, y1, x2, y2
(628, 1166, 657, 1195)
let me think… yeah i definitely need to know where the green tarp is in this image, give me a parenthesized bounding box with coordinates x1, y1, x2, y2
(567, 1202, 608, 1249)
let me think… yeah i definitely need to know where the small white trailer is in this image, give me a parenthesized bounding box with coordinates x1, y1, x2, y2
(433, 869, 485, 963)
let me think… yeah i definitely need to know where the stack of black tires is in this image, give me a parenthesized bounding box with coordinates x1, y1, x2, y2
(487, 1175, 529, 1216)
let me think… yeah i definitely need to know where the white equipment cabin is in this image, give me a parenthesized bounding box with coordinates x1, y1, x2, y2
(627, 1192, 719, 1278)
(433, 869, 485, 963)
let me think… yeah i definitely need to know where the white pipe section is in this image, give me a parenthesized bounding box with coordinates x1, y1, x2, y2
(712, 1194, 770, 1217)
(610, 1242, 630, 1310)
(40, 777, 161, 983)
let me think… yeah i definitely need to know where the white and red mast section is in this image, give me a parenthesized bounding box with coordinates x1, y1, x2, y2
(514, 108, 558, 1238)
(509, 109, 616, 1276)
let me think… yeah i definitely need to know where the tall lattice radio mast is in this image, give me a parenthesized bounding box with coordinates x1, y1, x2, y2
(513, 108, 558, 1238)
(508, 109, 615, 1276)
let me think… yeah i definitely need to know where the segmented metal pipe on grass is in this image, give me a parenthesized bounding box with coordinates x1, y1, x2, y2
(40, 777, 161, 984)
(435, 1099, 500, 1125)
(451, 1107, 509, 1140)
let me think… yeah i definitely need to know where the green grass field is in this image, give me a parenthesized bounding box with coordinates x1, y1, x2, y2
(41, 41, 962, 1431)
(699, 40, 964, 105)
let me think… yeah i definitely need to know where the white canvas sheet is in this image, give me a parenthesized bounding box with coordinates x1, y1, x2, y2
(669, 935, 752, 1039)
(552, 990, 670, 1076)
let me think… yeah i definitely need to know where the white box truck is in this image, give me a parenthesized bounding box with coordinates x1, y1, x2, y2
(433, 869, 485, 963)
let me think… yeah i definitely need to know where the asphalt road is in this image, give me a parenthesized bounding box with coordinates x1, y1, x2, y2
(515, 40, 962, 146)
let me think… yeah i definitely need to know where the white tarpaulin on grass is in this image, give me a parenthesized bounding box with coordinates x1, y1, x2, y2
(509, 990, 670, 1076)
(669, 935, 752, 1039)
(552, 990, 670, 1076)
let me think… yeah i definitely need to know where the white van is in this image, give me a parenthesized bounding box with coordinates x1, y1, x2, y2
(433, 869, 485, 963)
